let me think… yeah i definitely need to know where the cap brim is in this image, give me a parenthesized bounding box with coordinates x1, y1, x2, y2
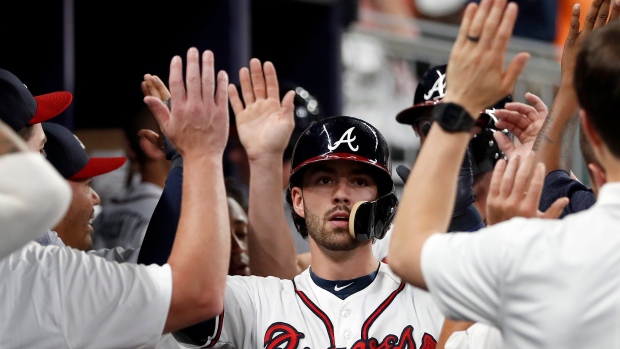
(70, 157, 127, 180)
(395, 100, 441, 125)
(29, 92, 73, 124)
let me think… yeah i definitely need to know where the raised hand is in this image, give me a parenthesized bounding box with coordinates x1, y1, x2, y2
(493, 92, 547, 158)
(486, 151, 569, 225)
(143, 48, 229, 159)
(560, 0, 620, 87)
(228, 58, 295, 161)
(441, 0, 530, 118)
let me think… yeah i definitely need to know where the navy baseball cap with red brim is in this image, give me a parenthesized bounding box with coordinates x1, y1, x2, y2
(42, 122, 126, 180)
(0, 69, 73, 131)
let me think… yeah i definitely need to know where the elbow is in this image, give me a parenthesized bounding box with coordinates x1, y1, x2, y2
(191, 284, 225, 321)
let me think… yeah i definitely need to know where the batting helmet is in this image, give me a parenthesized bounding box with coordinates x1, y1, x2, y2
(469, 95, 512, 177)
(288, 115, 397, 241)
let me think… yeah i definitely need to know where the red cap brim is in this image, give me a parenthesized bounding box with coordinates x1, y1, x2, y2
(29, 91, 73, 125)
(70, 157, 127, 180)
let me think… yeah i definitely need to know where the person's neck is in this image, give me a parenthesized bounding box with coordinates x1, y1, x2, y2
(308, 240, 379, 280)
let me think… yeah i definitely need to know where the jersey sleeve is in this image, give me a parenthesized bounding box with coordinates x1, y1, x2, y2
(0, 243, 172, 348)
(419, 219, 530, 326)
(539, 170, 595, 218)
(0, 152, 71, 259)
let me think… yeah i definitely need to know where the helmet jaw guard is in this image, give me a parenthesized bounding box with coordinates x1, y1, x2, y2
(288, 116, 398, 241)
(349, 192, 398, 242)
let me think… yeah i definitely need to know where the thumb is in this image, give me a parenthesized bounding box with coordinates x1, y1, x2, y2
(493, 131, 515, 157)
(539, 197, 569, 219)
(137, 129, 162, 149)
(144, 96, 171, 130)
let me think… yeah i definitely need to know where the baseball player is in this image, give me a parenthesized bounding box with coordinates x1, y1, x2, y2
(137, 59, 446, 348)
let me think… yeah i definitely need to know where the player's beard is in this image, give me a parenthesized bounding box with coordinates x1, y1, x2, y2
(304, 203, 361, 252)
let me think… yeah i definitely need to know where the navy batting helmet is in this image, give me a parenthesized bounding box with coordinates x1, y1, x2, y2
(288, 116, 397, 241)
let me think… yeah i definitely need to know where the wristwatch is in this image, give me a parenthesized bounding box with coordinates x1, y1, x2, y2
(432, 102, 475, 133)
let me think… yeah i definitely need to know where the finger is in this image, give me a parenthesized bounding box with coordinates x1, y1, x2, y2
(238, 67, 254, 105)
(142, 75, 161, 99)
(492, 1, 519, 55)
(495, 108, 532, 131)
(467, 0, 492, 41)
(522, 161, 545, 210)
(169, 55, 186, 107)
(565, 4, 581, 47)
(249, 58, 267, 100)
(593, 0, 611, 29)
(610, 0, 620, 21)
(263, 61, 280, 101)
(455, 2, 478, 46)
(524, 92, 548, 117)
(583, 0, 604, 33)
(503, 101, 538, 119)
(153, 75, 171, 100)
(499, 153, 520, 197)
(200, 50, 216, 105)
(140, 81, 151, 98)
(540, 197, 569, 219)
(489, 158, 507, 200)
(281, 90, 296, 117)
(144, 95, 171, 130)
(479, 0, 507, 48)
(501, 52, 530, 96)
(214, 70, 230, 115)
(228, 83, 244, 117)
(137, 129, 161, 148)
(493, 131, 516, 157)
(512, 150, 537, 198)
(185, 47, 202, 102)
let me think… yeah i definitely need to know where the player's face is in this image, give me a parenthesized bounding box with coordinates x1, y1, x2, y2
(53, 178, 100, 251)
(228, 197, 250, 276)
(25, 123, 47, 154)
(293, 160, 378, 251)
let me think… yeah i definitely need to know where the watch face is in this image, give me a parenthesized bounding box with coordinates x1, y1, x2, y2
(433, 103, 474, 133)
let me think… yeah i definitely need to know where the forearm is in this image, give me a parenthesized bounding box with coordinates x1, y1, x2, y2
(247, 157, 299, 278)
(390, 125, 470, 288)
(533, 83, 580, 173)
(166, 155, 229, 332)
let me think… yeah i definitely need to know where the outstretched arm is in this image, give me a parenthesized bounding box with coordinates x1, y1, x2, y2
(533, 0, 620, 173)
(389, 0, 529, 288)
(139, 48, 231, 333)
(229, 58, 299, 278)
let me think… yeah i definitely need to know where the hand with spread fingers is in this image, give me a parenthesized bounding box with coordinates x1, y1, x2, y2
(493, 92, 547, 158)
(441, 0, 530, 118)
(486, 151, 569, 226)
(143, 48, 229, 158)
(560, 0, 620, 87)
(228, 58, 295, 161)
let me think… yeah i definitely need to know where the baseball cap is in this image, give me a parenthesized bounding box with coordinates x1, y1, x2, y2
(0, 69, 73, 132)
(395, 64, 447, 125)
(42, 122, 126, 180)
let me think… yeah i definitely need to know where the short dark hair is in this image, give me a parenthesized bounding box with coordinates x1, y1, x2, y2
(123, 105, 161, 165)
(225, 177, 248, 213)
(574, 21, 620, 158)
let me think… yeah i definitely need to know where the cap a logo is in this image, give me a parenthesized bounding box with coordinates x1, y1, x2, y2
(328, 127, 359, 152)
(423, 70, 446, 101)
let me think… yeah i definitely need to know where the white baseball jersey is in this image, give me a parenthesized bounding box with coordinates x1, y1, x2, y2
(195, 262, 444, 349)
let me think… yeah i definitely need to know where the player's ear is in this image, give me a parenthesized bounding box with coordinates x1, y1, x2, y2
(291, 187, 306, 218)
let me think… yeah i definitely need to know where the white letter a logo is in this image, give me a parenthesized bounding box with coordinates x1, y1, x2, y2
(328, 127, 359, 152)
